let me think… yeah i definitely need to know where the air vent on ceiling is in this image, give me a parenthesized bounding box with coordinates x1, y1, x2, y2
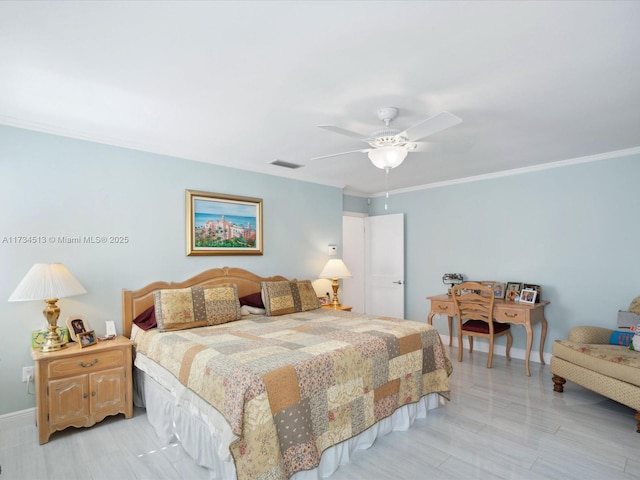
(270, 160, 302, 169)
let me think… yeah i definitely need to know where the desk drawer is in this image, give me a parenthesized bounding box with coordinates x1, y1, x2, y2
(431, 300, 455, 315)
(495, 307, 525, 323)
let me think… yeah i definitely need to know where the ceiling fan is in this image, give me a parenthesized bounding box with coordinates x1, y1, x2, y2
(314, 107, 462, 170)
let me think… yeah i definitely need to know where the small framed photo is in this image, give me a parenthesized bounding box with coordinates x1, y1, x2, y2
(505, 282, 521, 302)
(523, 283, 541, 303)
(492, 282, 506, 299)
(66, 315, 90, 342)
(317, 295, 330, 306)
(519, 289, 537, 304)
(77, 330, 97, 348)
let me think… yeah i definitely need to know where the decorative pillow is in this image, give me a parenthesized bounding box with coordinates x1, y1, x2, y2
(154, 284, 241, 332)
(239, 292, 265, 309)
(261, 280, 320, 316)
(133, 305, 157, 331)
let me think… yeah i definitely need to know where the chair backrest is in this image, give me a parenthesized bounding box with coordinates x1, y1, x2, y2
(451, 282, 495, 328)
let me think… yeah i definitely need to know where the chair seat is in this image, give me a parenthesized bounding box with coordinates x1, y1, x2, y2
(462, 319, 511, 334)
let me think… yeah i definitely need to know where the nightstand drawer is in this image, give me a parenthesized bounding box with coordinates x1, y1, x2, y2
(47, 349, 124, 379)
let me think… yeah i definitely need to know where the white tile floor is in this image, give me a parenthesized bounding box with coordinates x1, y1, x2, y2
(1, 345, 638, 479)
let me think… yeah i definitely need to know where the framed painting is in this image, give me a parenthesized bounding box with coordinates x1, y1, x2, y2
(186, 190, 263, 256)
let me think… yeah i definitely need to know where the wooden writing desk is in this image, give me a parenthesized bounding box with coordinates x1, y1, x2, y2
(427, 294, 549, 376)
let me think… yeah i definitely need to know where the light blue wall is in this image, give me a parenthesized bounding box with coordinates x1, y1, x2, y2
(343, 194, 368, 214)
(0, 125, 343, 415)
(366, 155, 640, 358)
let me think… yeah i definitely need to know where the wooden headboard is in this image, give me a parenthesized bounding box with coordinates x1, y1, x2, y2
(121, 266, 288, 337)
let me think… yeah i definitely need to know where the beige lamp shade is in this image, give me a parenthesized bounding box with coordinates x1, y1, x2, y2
(9, 263, 87, 352)
(9, 263, 87, 301)
(319, 258, 352, 279)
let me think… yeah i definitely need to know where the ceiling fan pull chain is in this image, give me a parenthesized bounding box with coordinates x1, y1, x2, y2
(384, 167, 390, 210)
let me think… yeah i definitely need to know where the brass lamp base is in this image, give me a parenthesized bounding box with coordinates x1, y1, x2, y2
(330, 278, 342, 307)
(40, 298, 65, 352)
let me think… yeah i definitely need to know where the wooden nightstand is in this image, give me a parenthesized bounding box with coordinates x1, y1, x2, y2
(31, 335, 133, 444)
(321, 304, 353, 311)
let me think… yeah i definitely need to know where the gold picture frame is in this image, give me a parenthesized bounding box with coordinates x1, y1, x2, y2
(186, 190, 263, 256)
(77, 330, 97, 348)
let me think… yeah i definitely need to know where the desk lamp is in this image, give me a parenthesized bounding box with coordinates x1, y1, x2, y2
(9, 263, 87, 352)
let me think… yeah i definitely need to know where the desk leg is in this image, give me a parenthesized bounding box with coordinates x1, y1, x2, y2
(524, 323, 533, 377)
(539, 315, 548, 365)
(427, 311, 453, 346)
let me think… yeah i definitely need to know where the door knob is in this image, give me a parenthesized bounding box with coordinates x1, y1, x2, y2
(392, 280, 404, 285)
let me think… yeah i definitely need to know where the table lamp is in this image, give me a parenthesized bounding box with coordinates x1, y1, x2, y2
(319, 258, 352, 307)
(9, 263, 87, 352)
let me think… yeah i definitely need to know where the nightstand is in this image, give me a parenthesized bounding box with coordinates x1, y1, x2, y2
(321, 304, 353, 311)
(31, 335, 133, 444)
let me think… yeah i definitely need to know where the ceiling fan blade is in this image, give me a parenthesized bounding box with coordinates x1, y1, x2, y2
(311, 149, 371, 161)
(317, 125, 370, 143)
(400, 111, 462, 142)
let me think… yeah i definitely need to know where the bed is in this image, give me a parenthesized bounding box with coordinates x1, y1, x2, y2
(122, 267, 452, 480)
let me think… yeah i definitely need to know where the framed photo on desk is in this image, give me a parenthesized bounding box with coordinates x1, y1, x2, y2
(505, 282, 522, 302)
(523, 283, 541, 303)
(492, 282, 506, 299)
(520, 288, 537, 304)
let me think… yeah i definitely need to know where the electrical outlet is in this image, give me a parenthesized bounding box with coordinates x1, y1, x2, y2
(22, 366, 34, 383)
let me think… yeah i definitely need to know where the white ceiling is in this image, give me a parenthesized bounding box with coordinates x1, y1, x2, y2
(1, 1, 639, 196)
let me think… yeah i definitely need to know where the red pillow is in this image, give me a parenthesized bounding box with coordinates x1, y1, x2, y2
(133, 305, 157, 331)
(239, 292, 264, 309)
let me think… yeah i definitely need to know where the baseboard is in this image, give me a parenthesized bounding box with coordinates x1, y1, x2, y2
(441, 334, 553, 365)
(0, 407, 36, 430)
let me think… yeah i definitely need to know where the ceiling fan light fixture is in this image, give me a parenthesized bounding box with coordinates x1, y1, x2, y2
(368, 146, 408, 170)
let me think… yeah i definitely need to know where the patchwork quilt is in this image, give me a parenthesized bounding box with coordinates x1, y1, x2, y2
(135, 309, 452, 480)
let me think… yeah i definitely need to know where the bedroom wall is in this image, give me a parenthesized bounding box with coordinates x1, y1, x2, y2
(363, 153, 640, 362)
(0, 125, 343, 415)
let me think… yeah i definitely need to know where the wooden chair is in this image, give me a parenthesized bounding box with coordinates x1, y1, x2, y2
(452, 282, 512, 368)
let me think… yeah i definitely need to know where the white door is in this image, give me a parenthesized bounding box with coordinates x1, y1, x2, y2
(342, 215, 366, 313)
(365, 213, 405, 318)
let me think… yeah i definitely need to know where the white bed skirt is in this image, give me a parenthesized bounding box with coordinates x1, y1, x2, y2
(134, 354, 441, 480)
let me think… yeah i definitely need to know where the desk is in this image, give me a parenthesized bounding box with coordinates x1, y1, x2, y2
(427, 294, 549, 376)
